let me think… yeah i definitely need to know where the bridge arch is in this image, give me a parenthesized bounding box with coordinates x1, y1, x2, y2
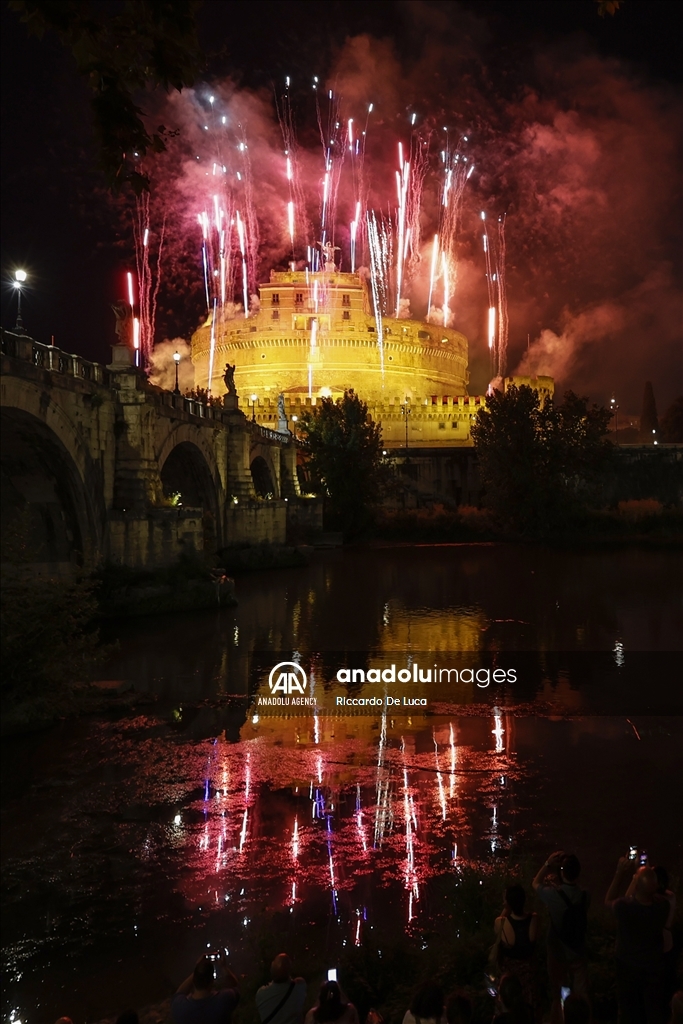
(158, 431, 223, 552)
(0, 401, 102, 575)
(249, 441, 280, 499)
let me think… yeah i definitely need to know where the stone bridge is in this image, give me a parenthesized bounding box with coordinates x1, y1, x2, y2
(1, 331, 320, 576)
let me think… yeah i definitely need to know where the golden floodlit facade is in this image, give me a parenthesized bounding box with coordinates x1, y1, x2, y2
(191, 269, 552, 447)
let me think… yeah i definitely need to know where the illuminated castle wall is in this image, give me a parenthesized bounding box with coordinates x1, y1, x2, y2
(191, 269, 552, 448)
(192, 269, 468, 397)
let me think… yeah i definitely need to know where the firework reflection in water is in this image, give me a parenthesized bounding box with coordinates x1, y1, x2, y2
(159, 711, 521, 938)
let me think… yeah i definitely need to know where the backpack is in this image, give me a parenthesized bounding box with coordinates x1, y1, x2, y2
(557, 888, 588, 952)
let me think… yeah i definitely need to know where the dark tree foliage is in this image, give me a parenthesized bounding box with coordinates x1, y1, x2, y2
(471, 385, 612, 535)
(298, 390, 388, 537)
(639, 380, 659, 441)
(9, 0, 203, 193)
(659, 395, 683, 444)
(659, 396, 683, 443)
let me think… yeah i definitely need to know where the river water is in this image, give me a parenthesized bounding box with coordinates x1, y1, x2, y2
(2, 545, 682, 1022)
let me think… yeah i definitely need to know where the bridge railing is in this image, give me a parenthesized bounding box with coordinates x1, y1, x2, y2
(1, 330, 110, 386)
(248, 420, 292, 444)
(2, 330, 294, 442)
(160, 392, 224, 421)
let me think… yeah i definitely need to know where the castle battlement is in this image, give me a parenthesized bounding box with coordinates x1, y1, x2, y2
(192, 270, 469, 403)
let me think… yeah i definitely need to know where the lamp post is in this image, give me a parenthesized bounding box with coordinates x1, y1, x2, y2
(250, 394, 258, 421)
(173, 351, 181, 395)
(13, 269, 27, 332)
(401, 398, 411, 452)
(610, 395, 619, 445)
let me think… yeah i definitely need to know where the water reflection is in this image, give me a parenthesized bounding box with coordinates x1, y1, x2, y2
(159, 707, 523, 936)
(101, 546, 682, 708)
(2, 546, 682, 1018)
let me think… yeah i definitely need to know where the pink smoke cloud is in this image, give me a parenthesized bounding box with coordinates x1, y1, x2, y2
(125, 23, 681, 413)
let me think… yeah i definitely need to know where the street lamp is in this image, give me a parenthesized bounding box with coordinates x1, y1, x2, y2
(610, 394, 619, 445)
(173, 351, 181, 395)
(13, 269, 27, 332)
(250, 394, 258, 421)
(401, 398, 412, 452)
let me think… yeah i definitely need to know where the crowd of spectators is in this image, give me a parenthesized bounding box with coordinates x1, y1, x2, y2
(52, 848, 680, 1024)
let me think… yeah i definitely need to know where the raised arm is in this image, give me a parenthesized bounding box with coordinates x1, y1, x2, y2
(532, 851, 563, 892)
(215, 964, 240, 991)
(605, 856, 632, 907)
(175, 973, 194, 995)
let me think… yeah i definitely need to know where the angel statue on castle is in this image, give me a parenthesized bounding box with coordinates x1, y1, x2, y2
(318, 240, 340, 272)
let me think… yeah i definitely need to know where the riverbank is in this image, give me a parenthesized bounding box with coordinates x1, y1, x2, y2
(371, 502, 683, 546)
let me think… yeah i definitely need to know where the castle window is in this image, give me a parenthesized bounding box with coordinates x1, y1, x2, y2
(271, 293, 280, 305)
(438, 422, 446, 429)
(342, 310, 350, 320)
(295, 292, 304, 304)
(342, 294, 350, 306)
(271, 310, 280, 321)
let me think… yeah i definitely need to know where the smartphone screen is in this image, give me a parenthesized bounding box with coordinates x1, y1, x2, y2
(639, 851, 648, 866)
(629, 846, 637, 860)
(327, 968, 338, 981)
(561, 986, 571, 1004)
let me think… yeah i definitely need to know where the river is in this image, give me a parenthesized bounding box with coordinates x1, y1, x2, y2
(2, 544, 681, 1021)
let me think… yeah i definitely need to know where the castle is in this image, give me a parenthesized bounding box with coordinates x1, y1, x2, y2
(191, 269, 552, 447)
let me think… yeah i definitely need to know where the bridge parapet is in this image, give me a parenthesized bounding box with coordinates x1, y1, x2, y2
(1, 330, 312, 571)
(1, 330, 111, 388)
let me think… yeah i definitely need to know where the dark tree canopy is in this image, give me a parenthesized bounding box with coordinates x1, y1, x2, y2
(471, 385, 612, 535)
(659, 396, 683, 444)
(9, 0, 203, 192)
(298, 390, 387, 537)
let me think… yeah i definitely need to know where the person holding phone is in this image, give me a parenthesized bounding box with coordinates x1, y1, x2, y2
(532, 851, 590, 1024)
(305, 981, 359, 1024)
(171, 954, 240, 1023)
(605, 856, 670, 1024)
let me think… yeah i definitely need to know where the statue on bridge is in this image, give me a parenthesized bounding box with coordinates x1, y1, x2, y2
(111, 301, 133, 346)
(223, 363, 237, 396)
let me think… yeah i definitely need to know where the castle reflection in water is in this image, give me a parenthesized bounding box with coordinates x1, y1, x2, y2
(168, 699, 520, 943)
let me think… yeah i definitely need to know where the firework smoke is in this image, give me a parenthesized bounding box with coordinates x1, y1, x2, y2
(148, 338, 194, 392)
(116, 18, 680, 410)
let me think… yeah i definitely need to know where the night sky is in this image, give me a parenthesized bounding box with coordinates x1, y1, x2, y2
(1, 1, 681, 411)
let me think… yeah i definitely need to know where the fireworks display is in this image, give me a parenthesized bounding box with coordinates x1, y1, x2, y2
(125, 81, 512, 390)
